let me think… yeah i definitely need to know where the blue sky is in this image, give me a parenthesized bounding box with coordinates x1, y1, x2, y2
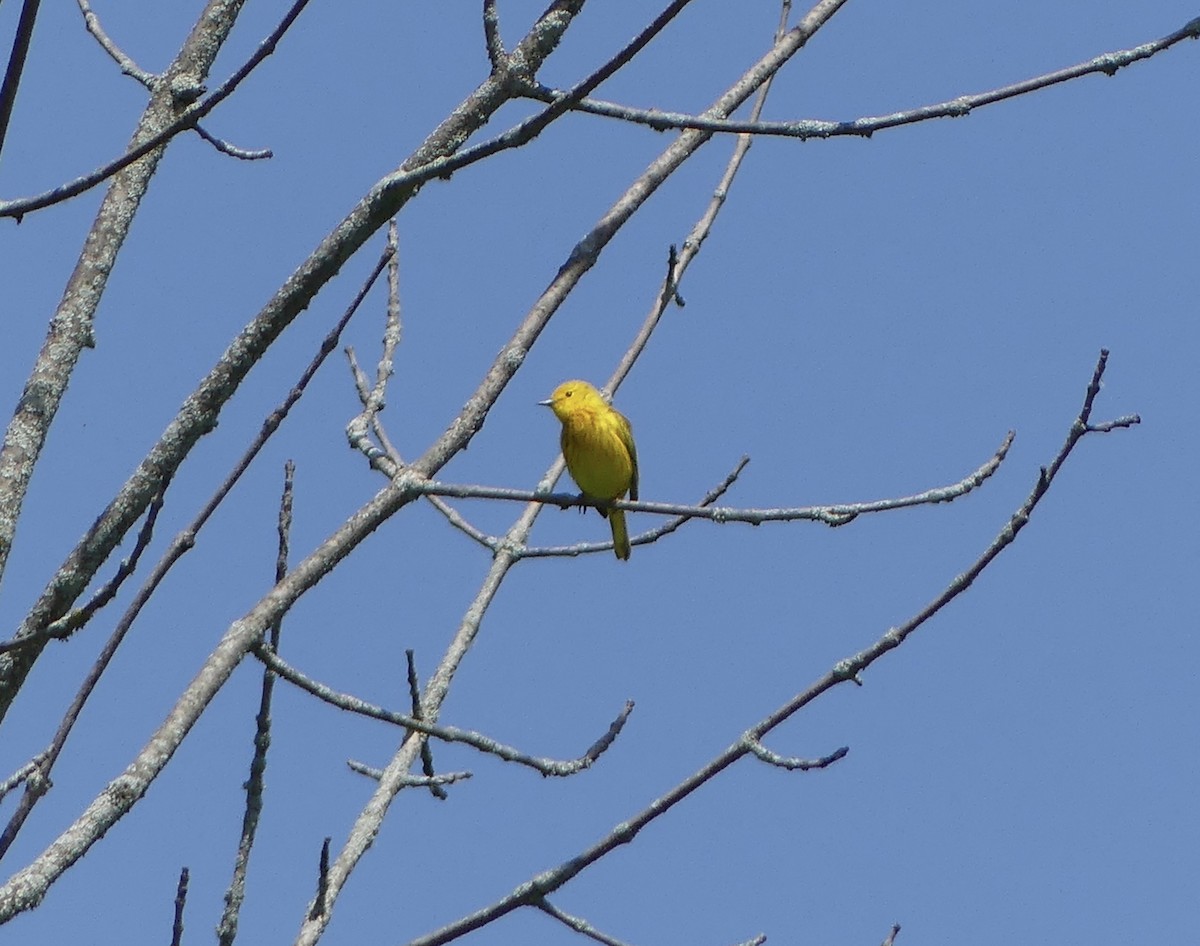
(1, 2, 1197, 944)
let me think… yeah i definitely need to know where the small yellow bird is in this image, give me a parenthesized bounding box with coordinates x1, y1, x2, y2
(540, 380, 639, 560)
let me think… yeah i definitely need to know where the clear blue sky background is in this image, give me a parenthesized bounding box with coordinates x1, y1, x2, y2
(2, 2, 1197, 944)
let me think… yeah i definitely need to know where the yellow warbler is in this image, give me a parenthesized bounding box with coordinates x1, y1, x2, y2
(540, 380, 639, 560)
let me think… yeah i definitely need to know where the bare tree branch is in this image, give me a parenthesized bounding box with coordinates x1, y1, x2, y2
(515, 441, 1011, 516)
(536, 899, 636, 946)
(0, 755, 45, 804)
(76, 0, 155, 87)
(526, 16, 1200, 141)
(482, 0, 505, 69)
(406, 651, 446, 800)
(0, 480, 168, 654)
(169, 867, 189, 946)
(308, 839, 330, 922)
(434, 455, 751, 556)
(0, 0, 42, 160)
(253, 644, 634, 778)
(216, 462, 296, 946)
(745, 739, 848, 771)
(402, 427, 1011, 537)
(345, 763, 472, 789)
(193, 123, 273, 160)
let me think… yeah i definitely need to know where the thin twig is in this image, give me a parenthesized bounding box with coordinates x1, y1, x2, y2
(0, 0, 42, 160)
(216, 461, 295, 946)
(253, 644, 633, 778)
(0, 755, 45, 804)
(76, 0, 155, 86)
(607, 0, 793, 394)
(435, 455, 750, 556)
(169, 867, 189, 946)
(346, 222, 403, 467)
(536, 899, 636, 946)
(408, 429, 1013, 533)
(344, 346, 405, 465)
(0, 481, 168, 653)
(193, 124, 273, 160)
(482, 0, 505, 68)
(407, 650, 446, 800)
(881, 923, 902, 946)
(308, 839, 330, 921)
(346, 763, 472, 789)
(403, 420, 1007, 559)
(524, 456, 750, 558)
(526, 16, 1200, 142)
(626, 456, 748, 544)
(347, 343, 498, 549)
(744, 738, 848, 771)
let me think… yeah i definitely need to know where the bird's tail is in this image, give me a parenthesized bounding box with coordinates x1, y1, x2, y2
(609, 510, 631, 561)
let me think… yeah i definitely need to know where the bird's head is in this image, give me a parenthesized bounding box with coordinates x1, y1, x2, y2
(539, 380, 606, 421)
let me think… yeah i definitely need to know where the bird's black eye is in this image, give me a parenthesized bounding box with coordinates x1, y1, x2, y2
(565, 390, 573, 397)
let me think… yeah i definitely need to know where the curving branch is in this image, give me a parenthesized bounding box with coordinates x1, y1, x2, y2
(215, 462, 296, 946)
(76, 0, 155, 87)
(482, 0, 505, 69)
(169, 867, 189, 946)
(0, 0, 43, 161)
(0, 480, 167, 655)
(192, 124, 273, 160)
(254, 644, 635, 779)
(744, 739, 848, 771)
(406, 426, 1012, 538)
(525, 16, 1200, 141)
(535, 899, 637, 946)
(413, 424, 1009, 561)
(346, 764, 473, 789)
(406, 651, 446, 800)
(0, 756, 45, 804)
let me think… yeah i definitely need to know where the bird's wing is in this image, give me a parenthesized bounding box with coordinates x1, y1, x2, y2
(617, 411, 639, 501)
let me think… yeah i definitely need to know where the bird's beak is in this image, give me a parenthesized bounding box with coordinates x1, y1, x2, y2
(538, 397, 553, 407)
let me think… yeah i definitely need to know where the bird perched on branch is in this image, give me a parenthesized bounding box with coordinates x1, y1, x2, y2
(540, 380, 639, 560)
